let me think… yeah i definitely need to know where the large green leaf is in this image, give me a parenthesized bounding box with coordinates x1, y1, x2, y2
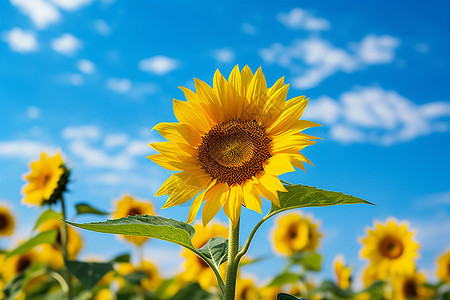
(64, 215, 196, 250)
(289, 251, 322, 271)
(75, 203, 108, 216)
(313, 280, 355, 298)
(268, 273, 300, 287)
(123, 271, 147, 285)
(270, 184, 373, 214)
(198, 236, 228, 268)
(109, 253, 131, 263)
(169, 282, 214, 300)
(33, 209, 62, 230)
(65, 260, 113, 290)
(6, 230, 58, 258)
(276, 293, 306, 300)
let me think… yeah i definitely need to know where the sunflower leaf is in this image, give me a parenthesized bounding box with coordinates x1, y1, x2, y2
(63, 215, 196, 250)
(289, 251, 322, 271)
(75, 203, 109, 216)
(276, 293, 306, 300)
(33, 209, 62, 230)
(6, 230, 58, 259)
(169, 282, 213, 300)
(198, 236, 228, 268)
(65, 259, 113, 290)
(270, 184, 373, 215)
(312, 280, 355, 298)
(109, 253, 131, 263)
(268, 272, 300, 287)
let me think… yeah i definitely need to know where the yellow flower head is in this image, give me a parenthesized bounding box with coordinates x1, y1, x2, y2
(141, 260, 162, 291)
(21, 152, 67, 206)
(148, 65, 320, 227)
(94, 288, 115, 300)
(0, 205, 15, 236)
(181, 222, 228, 290)
(333, 255, 352, 290)
(360, 218, 419, 279)
(1, 248, 40, 281)
(271, 212, 322, 256)
(235, 277, 259, 300)
(393, 272, 435, 300)
(113, 194, 155, 246)
(38, 219, 83, 269)
(436, 249, 450, 283)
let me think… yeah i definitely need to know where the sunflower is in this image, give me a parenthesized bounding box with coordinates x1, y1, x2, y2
(94, 288, 115, 300)
(141, 260, 162, 291)
(38, 219, 83, 269)
(235, 278, 259, 300)
(148, 65, 319, 227)
(112, 194, 155, 246)
(393, 272, 435, 300)
(180, 222, 228, 290)
(0, 205, 15, 236)
(271, 212, 322, 256)
(21, 152, 68, 206)
(360, 218, 419, 279)
(259, 286, 282, 300)
(1, 248, 40, 281)
(333, 255, 352, 290)
(436, 249, 450, 283)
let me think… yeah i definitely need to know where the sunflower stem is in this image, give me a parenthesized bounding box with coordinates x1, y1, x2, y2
(60, 195, 73, 300)
(224, 219, 240, 300)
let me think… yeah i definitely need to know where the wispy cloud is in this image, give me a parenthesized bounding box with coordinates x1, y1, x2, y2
(2, 28, 38, 52)
(107, 78, 131, 94)
(94, 19, 111, 36)
(10, 0, 61, 29)
(303, 86, 450, 145)
(48, 0, 93, 11)
(212, 48, 235, 63)
(138, 55, 179, 75)
(51, 34, 82, 55)
(277, 8, 330, 31)
(414, 191, 450, 210)
(77, 59, 95, 74)
(260, 35, 400, 89)
(26, 106, 41, 119)
(106, 78, 157, 99)
(0, 140, 54, 158)
(242, 22, 256, 35)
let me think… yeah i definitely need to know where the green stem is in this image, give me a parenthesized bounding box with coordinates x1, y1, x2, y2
(191, 248, 225, 295)
(224, 220, 240, 300)
(60, 195, 73, 300)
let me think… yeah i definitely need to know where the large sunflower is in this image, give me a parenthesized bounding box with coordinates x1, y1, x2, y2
(436, 249, 450, 283)
(148, 65, 319, 226)
(360, 218, 419, 279)
(21, 152, 66, 206)
(112, 194, 155, 246)
(271, 212, 322, 256)
(0, 205, 15, 236)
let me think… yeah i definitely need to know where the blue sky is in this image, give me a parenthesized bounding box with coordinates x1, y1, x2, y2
(1, 0, 449, 288)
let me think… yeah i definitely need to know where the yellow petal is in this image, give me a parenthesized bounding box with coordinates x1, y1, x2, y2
(153, 122, 202, 147)
(246, 67, 267, 109)
(242, 180, 262, 214)
(186, 182, 212, 224)
(150, 141, 197, 158)
(202, 183, 229, 226)
(223, 184, 243, 227)
(267, 76, 285, 98)
(194, 78, 224, 124)
(264, 154, 296, 176)
(228, 64, 242, 97)
(240, 65, 254, 96)
(266, 96, 309, 136)
(259, 83, 289, 127)
(255, 174, 287, 207)
(147, 154, 182, 171)
(173, 99, 210, 134)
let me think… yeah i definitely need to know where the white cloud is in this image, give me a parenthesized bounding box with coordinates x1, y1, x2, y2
(104, 134, 128, 148)
(10, 0, 60, 29)
(212, 48, 235, 63)
(2, 28, 38, 52)
(260, 35, 400, 89)
(51, 34, 82, 55)
(94, 19, 111, 36)
(138, 55, 179, 75)
(305, 86, 450, 145)
(277, 8, 330, 31)
(49, 0, 93, 11)
(77, 59, 95, 74)
(129, 82, 157, 99)
(68, 73, 83, 85)
(411, 212, 450, 252)
(0, 140, 53, 158)
(26, 106, 40, 119)
(414, 191, 450, 210)
(62, 125, 100, 140)
(242, 22, 256, 35)
(107, 78, 131, 94)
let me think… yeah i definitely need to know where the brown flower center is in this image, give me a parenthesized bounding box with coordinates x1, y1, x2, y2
(288, 225, 298, 240)
(198, 119, 271, 186)
(403, 279, 418, 297)
(41, 173, 51, 187)
(0, 213, 8, 230)
(379, 236, 404, 259)
(128, 207, 142, 216)
(17, 255, 32, 273)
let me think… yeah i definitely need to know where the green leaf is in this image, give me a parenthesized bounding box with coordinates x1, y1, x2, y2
(64, 215, 196, 250)
(268, 273, 300, 287)
(109, 253, 131, 263)
(313, 280, 355, 298)
(65, 260, 113, 290)
(270, 184, 373, 215)
(2, 273, 26, 300)
(198, 236, 228, 268)
(276, 293, 306, 300)
(289, 251, 322, 271)
(75, 203, 108, 216)
(6, 230, 58, 258)
(33, 209, 63, 230)
(169, 282, 213, 300)
(123, 271, 147, 285)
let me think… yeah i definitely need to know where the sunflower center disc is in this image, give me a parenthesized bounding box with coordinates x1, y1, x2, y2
(0, 213, 7, 230)
(403, 280, 418, 297)
(198, 119, 271, 186)
(379, 236, 404, 259)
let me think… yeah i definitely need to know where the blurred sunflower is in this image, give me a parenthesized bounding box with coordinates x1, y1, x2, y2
(436, 249, 450, 283)
(259, 286, 282, 299)
(113, 195, 155, 246)
(0, 279, 3, 300)
(38, 219, 83, 269)
(180, 222, 228, 290)
(141, 260, 162, 291)
(148, 65, 320, 226)
(333, 255, 352, 290)
(360, 218, 419, 279)
(94, 288, 115, 300)
(235, 277, 259, 300)
(21, 152, 68, 206)
(1, 248, 40, 281)
(0, 205, 15, 236)
(115, 262, 136, 288)
(271, 212, 322, 256)
(393, 272, 435, 300)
